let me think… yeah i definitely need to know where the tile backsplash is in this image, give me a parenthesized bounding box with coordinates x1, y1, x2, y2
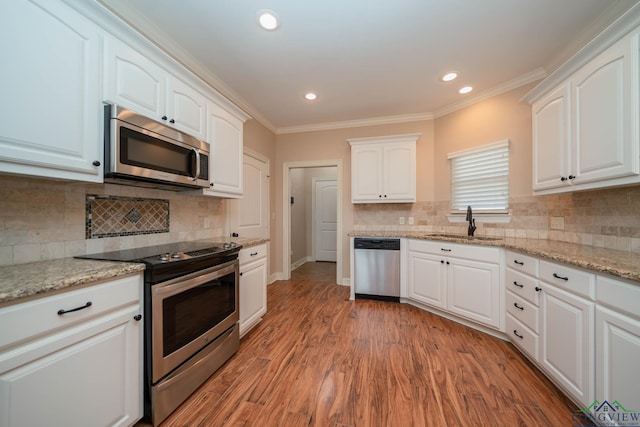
(353, 186, 640, 253)
(86, 195, 170, 238)
(0, 175, 226, 265)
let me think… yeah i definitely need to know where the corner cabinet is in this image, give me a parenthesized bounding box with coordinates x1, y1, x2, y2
(0, 0, 103, 182)
(0, 274, 144, 427)
(239, 244, 268, 337)
(405, 239, 503, 331)
(348, 134, 420, 203)
(529, 28, 640, 194)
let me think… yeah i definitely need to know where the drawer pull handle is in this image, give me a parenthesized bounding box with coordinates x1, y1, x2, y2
(513, 281, 524, 288)
(553, 273, 569, 281)
(513, 330, 524, 339)
(513, 260, 524, 266)
(514, 303, 524, 311)
(441, 248, 452, 252)
(250, 252, 258, 256)
(134, 314, 142, 321)
(535, 286, 542, 292)
(57, 301, 92, 316)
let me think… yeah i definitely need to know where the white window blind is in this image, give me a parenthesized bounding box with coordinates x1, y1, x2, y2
(448, 140, 509, 212)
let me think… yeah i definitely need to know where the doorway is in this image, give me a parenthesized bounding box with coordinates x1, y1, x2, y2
(283, 160, 343, 285)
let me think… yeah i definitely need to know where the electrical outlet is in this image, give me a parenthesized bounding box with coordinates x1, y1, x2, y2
(399, 217, 405, 225)
(550, 216, 565, 230)
(408, 217, 414, 225)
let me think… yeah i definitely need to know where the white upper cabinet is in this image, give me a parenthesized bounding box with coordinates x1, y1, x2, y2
(0, 0, 103, 182)
(349, 134, 419, 203)
(103, 36, 166, 119)
(533, 85, 571, 191)
(204, 102, 244, 197)
(103, 36, 207, 140)
(528, 27, 640, 194)
(572, 34, 637, 184)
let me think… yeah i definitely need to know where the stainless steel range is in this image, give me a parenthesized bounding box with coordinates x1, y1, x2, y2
(78, 240, 241, 425)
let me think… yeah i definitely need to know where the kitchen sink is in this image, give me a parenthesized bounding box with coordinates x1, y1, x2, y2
(424, 234, 504, 241)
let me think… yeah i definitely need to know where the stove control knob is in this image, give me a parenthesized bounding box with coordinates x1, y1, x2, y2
(171, 252, 182, 259)
(160, 253, 170, 262)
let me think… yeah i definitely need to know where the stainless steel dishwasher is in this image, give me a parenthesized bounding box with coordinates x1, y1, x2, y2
(354, 238, 400, 302)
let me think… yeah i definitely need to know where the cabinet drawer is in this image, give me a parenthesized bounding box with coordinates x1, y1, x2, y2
(506, 313, 539, 361)
(539, 260, 595, 300)
(506, 251, 539, 277)
(506, 268, 540, 306)
(0, 274, 142, 351)
(506, 291, 539, 333)
(408, 239, 500, 263)
(239, 244, 267, 264)
(596, 275, 640, 320)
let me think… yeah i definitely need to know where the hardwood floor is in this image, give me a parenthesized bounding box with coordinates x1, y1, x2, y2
(157, 262, 584, 426)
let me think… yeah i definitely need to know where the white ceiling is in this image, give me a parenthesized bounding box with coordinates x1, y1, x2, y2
(100, 0, 637, 133)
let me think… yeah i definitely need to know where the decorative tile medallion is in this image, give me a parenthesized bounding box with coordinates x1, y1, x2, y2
(86, 195, 169, 239)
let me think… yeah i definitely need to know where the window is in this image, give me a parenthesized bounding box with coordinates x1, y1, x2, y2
(448, 140, 509, 213)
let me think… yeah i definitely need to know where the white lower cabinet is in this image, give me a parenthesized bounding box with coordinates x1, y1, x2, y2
(406, 239, 503, 330)
(539, 283, 595, 407)
(596, 275, 640, 413)
(239, 244, 268, 337)
(0, 274, 143, 427)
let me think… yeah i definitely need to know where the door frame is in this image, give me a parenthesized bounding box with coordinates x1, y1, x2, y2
(282, 159, 343, 285)
(312, 176, 337, 262)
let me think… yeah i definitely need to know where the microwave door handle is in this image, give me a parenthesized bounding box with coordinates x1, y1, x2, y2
(190, 148, 200, 181)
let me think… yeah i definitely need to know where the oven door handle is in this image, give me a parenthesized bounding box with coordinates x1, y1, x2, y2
(152, 259, 238, 298)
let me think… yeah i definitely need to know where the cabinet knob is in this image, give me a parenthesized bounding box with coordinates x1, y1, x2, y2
(446, 261, 450, 265)
(161, 116, 167, 121)
(535, 286, 542, 292)
(441, 260, 444, 264)
(134, 314, 142, 321)
(210, 183, 214, 187)
(384, 195, 387, 198)
(560, 176, 568, 182)
(92, 160, 101, 167)
(568, 175, 575, 180)
(379, 195, 382, 198)
(169, 119, 175, 124)
(240, 272, 243, 276)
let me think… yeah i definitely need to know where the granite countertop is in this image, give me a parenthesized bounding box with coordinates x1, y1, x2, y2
(349, 231, 640, 283)
(0, 237, 271, 307)
(0, 259, 146, 307)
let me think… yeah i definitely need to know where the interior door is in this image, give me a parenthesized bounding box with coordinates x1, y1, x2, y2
(228, 151, 269, 238)
(314, 178, 337, 262)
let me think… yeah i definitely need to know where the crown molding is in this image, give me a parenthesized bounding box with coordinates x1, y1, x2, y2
(433, 68, 547, 119)
(522, 2, 640, 103)
(276, 112, 434, 135)
(97, 0, 275, 132)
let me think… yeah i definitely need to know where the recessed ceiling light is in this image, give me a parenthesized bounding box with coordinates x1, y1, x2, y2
(441, 72, 458, 82)
(257, 10, 279, 30)
(304, 92, 318, 101)
(459, 86, 473, 94)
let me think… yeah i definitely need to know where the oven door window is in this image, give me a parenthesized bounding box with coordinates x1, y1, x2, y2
(162, 270, 235, 356)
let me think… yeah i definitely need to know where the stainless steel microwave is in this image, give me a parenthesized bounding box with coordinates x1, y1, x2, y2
(104, 104, 210, 191)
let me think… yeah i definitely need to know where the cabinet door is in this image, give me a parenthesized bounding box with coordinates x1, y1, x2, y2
(596, 306, 640, 413)
(0, 306, 142, 427)
(0, 0, 102, 182)
(572, 33, 639, 184)
(239, 258, 267, 337)
(103, 36, 167, 120)
(383, 142, 416, 202)
(407, 251, 446, 309)
(205, 102, 244, 197)
(532, 84, 571, 191)
(447, 258, 501, 329)
(540, 284, 594, 407)
(166, 77, 207, 139)
(351, 145, 384, 202)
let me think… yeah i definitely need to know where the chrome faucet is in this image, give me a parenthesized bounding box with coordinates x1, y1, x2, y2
(466, 205, 476, 237)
